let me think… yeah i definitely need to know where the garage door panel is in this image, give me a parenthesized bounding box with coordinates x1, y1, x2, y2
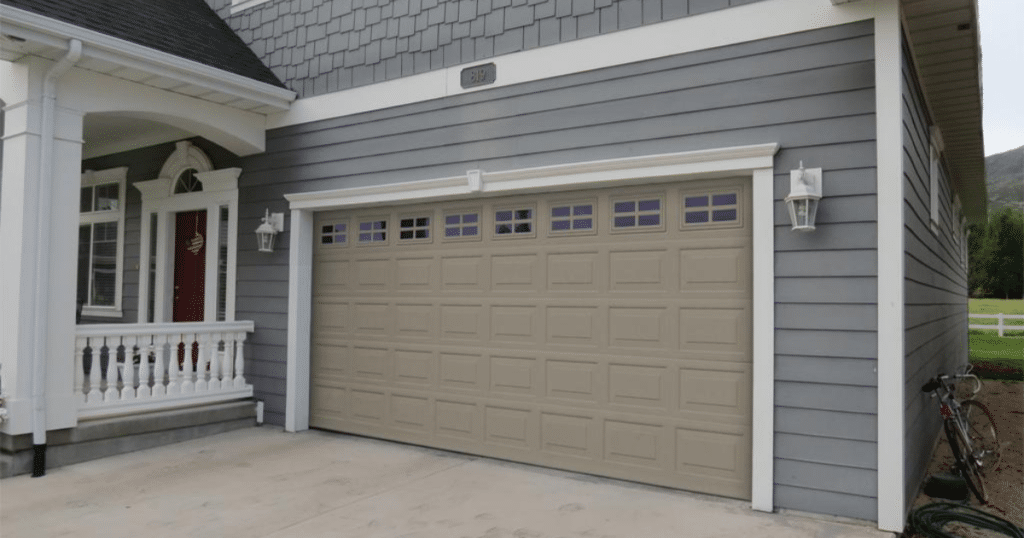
(391, 393, 432, 433)
(311, 180, 752, 500)
(439, 351, 484, 390)
(609, 248, 672, 292)
(353, 302, 390, 336)
(545, 359, 600, 402)
(490, 305, 541, 344)
(680, 247, 751, 293)
(679, 307, 751, 352)
(489, 355, 540, 395)
(441, 255, 487, 291)
(492, 253, 541, 291)
(547, 251, 602, 292)
(394, 348, 435, 385)
(484, 405, 535, 450)
(607, 364, 669, 409)
(608, 306, 672, 349)
(679, 367, 751, 418)
(546, 306, 602, 346)
(440, 304, 486, 340)
(395, 303, 436, 337)
(395, 257, 436, 291)
(436, 399, 481, 440)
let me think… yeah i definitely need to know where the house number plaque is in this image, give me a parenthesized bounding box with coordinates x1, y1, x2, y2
(460, 63, 496, 89)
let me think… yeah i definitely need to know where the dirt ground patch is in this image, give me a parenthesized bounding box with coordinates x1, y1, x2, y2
(906, 381, 1023, 535)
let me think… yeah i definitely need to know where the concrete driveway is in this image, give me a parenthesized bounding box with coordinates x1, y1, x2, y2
(0, 427, 893, 538)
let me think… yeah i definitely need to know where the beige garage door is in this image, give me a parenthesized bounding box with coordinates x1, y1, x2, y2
(310, 178, 753, 499)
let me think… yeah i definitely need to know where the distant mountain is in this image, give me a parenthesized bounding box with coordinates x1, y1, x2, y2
(985, 145, 1024, 213)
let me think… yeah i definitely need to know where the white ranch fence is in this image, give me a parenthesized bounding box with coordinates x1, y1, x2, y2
(74, 321, 255, 419)
(969, 313, 1024, 337)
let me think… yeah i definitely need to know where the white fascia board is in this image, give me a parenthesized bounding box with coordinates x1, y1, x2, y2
(875, 1, 906, 532)
(0, 5, 295, 112)
(285, 143, 779, 210)
(269, 0, 875, 129)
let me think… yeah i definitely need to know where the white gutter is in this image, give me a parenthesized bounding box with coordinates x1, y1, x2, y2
(30, 38, 82, 477)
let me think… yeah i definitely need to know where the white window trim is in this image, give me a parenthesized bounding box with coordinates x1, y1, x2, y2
(284, 142, 778, 513)
(929, 126, 944, 234)
(134, 143, 240, 324)
(79, 167, 128, 318)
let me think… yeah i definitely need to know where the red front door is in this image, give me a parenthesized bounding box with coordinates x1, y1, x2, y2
(173, 210, 207, 322)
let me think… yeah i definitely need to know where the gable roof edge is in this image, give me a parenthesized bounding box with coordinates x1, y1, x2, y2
(1, 5, 295, 112)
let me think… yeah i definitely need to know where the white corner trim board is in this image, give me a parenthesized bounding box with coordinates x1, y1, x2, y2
(268, 0, 875, 129)
(875, 1, 906, 532)
(283, 143, 779, 511)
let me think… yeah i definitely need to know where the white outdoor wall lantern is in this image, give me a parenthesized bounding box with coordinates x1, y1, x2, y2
(785, 161, 822, 232)
(255, 209, 284, 252)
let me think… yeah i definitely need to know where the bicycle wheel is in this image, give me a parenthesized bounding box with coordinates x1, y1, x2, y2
(944, 419, 987, 503)
(961, 400, 1001, 471)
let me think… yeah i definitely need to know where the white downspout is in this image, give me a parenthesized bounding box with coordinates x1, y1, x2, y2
(30, 38, 82, 477)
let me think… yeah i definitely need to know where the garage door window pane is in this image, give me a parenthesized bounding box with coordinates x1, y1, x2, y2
(358, 219, 387, 243)
(321, 222, 347, 245)
(551, 202, 594, 234)
(612, 196, 663, 231)
(444, 211, 481, 240)
(400, 215, 431, 241)
(683, 191, 739, 227)
(495, 206, 534, 237)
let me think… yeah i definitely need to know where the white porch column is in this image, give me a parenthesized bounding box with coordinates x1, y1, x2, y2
(0, 57, 84, 434)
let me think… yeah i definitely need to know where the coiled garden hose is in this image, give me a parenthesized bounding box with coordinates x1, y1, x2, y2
(909, 502, 1024, 538)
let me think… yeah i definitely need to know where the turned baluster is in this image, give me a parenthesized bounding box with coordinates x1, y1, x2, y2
(166, 335, 181, 395)
(103, 338, 120, 401)
(195, 333, 209, 392)
(74, 336, 88, 403)
(87, 338, 102, 403)
(220, 333, 232, 392)
(120, 335, 137, 401)
(152, 334, 167, 397)
(233, 332, 247, 389)
(137, 336, 152, 399)
(209, 333, 223, 391)
(180, 334, 195, 394)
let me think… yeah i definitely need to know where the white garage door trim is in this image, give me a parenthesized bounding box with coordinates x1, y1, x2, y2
(284, 142, 778, 511)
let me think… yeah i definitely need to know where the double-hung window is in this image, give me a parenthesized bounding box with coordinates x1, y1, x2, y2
(78, 168, 127, 318)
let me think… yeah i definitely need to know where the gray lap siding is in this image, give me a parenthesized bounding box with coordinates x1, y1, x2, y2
(237, 20, 879, 519)
(900, 35, 969, 512)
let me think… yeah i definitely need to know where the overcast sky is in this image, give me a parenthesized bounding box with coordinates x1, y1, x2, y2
(980, 0, 1024, 156)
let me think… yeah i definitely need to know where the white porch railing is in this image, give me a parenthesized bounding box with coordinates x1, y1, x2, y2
(969, 313, 1024, 337)
(74, 321, 255, 419)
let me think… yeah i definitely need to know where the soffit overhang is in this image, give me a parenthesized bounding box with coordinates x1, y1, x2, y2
(902, 0, 987, 222)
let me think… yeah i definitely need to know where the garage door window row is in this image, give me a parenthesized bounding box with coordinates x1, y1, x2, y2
(319, 189, 739, 247)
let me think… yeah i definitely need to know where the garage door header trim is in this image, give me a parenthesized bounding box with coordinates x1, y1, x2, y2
(284, 143, 779, 211)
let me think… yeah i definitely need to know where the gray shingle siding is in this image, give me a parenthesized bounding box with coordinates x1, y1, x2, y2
(233, 20, 879, 519)
(206, 0, 768, 97)
(900, 34, 969, 513)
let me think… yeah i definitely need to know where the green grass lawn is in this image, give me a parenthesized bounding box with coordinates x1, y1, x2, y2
(969, 299, 1024, 381)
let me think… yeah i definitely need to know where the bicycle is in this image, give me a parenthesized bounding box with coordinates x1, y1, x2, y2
(921, 365, 1001, 503)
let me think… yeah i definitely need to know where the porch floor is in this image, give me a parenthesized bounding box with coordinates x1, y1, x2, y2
(0, 427, 893, 538)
